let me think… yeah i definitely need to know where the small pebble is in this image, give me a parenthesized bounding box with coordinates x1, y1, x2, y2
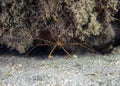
(73, 55, 78, 59)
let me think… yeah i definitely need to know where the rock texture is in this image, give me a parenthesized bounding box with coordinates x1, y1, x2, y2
(0, 0, 119, 54)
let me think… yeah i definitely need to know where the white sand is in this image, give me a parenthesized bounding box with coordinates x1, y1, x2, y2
(0, 53, 120, 86)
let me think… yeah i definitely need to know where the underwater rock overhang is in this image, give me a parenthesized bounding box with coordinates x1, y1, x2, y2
(0, 0, 119, 56)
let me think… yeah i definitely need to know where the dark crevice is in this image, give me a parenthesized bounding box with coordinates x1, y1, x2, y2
(26, 46, 73, 57)
(0, 45, 20, 56)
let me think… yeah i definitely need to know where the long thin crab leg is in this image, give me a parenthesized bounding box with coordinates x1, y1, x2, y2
(61, 45, 72, 58)
(64, 43, 96, 53)
(35, 38, 53, 44)
(48, 29, 56, 41)
(79, 42, 97, 53)
(48, 45, 57, 58)
(26, 44, 52, 56)
(82, 43, 97, 53)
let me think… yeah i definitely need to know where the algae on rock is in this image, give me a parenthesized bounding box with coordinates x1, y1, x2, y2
(0, 0, 119, 53)
(0, 0, 33, 53)
(67, 0, 118, 45)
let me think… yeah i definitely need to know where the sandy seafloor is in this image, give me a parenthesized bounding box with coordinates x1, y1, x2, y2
(0, 53, 120, 86)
